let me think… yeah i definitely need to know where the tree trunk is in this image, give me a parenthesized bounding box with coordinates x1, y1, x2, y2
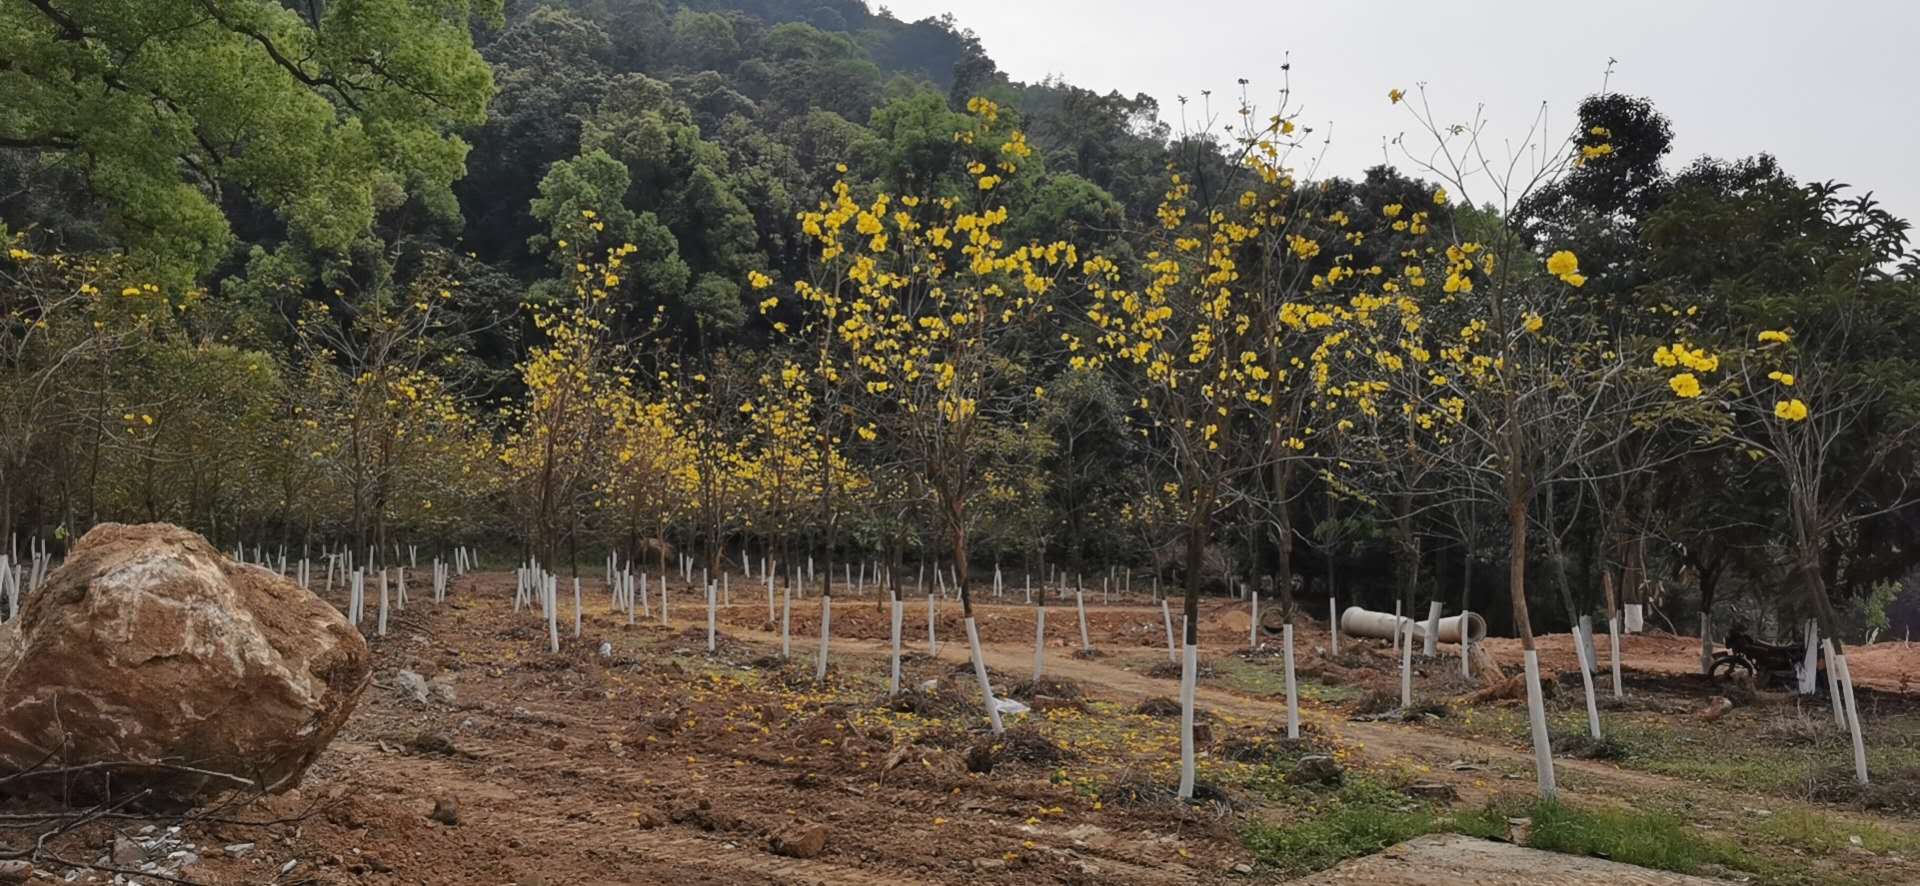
(1507, 471, 1556, 799)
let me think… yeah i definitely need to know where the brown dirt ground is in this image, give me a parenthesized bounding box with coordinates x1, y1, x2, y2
(8, 572, 1916, 885)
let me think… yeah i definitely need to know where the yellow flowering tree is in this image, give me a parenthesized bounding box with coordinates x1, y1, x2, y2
(500, 224, 644, 567)
(1692, 327, 1920, 785)
(601, 388, 694, 571)
(786, 97, 1078, 707)
(0, 243, 182, 543)
(1360, 87, 1716, 797)
(1073, 88, 1377, 796)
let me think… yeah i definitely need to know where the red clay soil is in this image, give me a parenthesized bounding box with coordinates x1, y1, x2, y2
(1483, 629, 1920, 692)
(9, 572, 1280, 885)
(11, 571, 1914, 885)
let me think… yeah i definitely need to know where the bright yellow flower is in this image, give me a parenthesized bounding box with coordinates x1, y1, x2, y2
(1546, 250, 1578, 278)
(1757, 330, 1792, 344)
(1668, 373, 1702, 399)
(1774, 399, 1809, 421)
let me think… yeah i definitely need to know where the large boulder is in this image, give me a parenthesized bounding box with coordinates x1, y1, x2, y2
(0, 523, 369, 800)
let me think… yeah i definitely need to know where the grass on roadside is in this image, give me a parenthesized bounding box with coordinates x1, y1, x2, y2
(1241, 775, 1504, 874)
(1243, 776, 1780, 880)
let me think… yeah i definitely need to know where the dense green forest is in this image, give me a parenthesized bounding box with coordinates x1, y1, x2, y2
(3, 0, 1918, 643)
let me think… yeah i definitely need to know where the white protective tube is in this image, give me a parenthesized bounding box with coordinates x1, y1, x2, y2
(966, 618, 1004, 734)
(1399, 615, 1414, 708)
(706, 582, 717, 654)
(1076, 591, 1091, 653)
(1572, 621, 1602, 739)
(1161, 600, 1176, 662)
(1250, 592, 1259, 650)
(1424, 601, 1443, 656)
(1392, 600, 1402, 657)
(1523, 650, 1558, 799)
(1177, 640, 1198, 800)
(1033, 605, 1047, 678)
(1461, 609, 1473, 679)
(780, 581, 791, 658)
(1282, 623, 1299, 739)
(1823, 639, 1844, 725)
(889, 598, 903, 694)
(545, 577, 560, 654)
(1799, 620, 1818, 696)
(1328, 597, 1339, 657)
(377, 570, 390, 638)
(1835, 654, 1869, 785)
(1608, 614, 1623, 697)
(815, 595, 831, 681)
(926, 593, 938, 654)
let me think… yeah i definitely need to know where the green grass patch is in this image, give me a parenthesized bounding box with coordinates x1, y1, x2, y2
(1753, 806, 1920, 856)
(1241, 776, 1502, 874)
(1244, 779, 1783, 880)
(1511, 799, 1757, 875)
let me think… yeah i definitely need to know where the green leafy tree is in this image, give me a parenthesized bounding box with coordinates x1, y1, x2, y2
(1, 0, 499, 278)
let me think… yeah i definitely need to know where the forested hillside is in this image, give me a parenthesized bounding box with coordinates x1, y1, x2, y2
(3, 0, 1917, 645)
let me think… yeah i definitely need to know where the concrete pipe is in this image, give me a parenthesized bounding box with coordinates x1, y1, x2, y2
(1340, 606, 1486, 644)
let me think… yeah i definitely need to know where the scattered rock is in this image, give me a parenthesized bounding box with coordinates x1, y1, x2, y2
(395, 669, 433, 704)
(1231, 862, 1254, 875)
(630, 806, 666, 829)
(769, 823, 829, 859)
(112, 835, 144, 866)
(1403, 782, 1458, 802)
(222, 842, 255, 858)
(0, 860, 31, 883)
(429, 796, 461, 826)
(965, 743, 995, 774)
(971, 857, 1008, 872)
(0, 523, 370, 800)
(1286, 754, 1343, 787)
(409, 730, 456, 756)
(1699, 696, 1735, 722)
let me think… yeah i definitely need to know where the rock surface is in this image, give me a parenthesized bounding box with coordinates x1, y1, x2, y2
(1286, 754, 1344, 786)
(0, 523, 369, 799)
(769, 823, 829, 859)
(1290, 833, 1723, 884)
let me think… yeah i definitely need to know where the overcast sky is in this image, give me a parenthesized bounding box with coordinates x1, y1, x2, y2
(877, 0, 1919, 226)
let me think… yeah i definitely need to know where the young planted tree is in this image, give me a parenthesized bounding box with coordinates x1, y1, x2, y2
(500, 226, 639, 567)
(785, 97, 1076, 720)
(1364, 88, 1712, 797)
(0, 244, 167, 544)
(1074, 90, 1369, 797)
(1706, 327, 1920, 784)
